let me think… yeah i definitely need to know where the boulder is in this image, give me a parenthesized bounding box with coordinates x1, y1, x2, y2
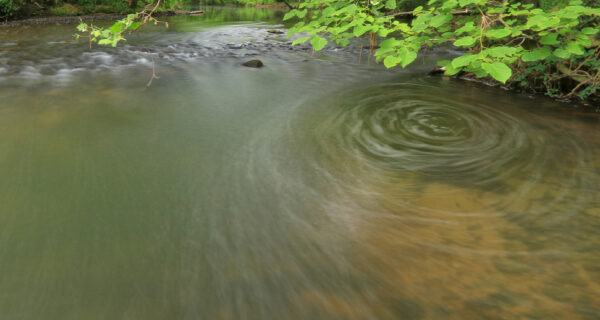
(242, 60, 264, 68)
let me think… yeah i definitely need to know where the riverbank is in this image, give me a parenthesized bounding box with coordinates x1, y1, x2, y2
(1, 13, 131, 27)
(0, 10, 191, 28)
(443, 72, 600, 110)
(1, 1, 290, 25)
(1, 3, 289, 27)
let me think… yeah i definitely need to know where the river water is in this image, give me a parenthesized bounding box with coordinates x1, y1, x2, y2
(0, 7, 599, 320)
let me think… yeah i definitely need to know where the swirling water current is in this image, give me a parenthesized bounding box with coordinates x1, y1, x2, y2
(0, 7, 599, 320)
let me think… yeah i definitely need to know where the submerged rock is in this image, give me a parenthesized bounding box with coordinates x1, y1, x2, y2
(428, 66, 446, 75)
(242, 60, 264, 68)
(227, 44, 244, 50)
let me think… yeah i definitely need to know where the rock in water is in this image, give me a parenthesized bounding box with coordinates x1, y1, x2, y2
(242, 60, 264, 68)
(428, 66, 446, 75)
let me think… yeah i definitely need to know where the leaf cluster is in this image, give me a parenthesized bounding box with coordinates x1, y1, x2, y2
(285, 0, 600, 100)
(74, 0, 170, 48)
(76, 13, 143, 47)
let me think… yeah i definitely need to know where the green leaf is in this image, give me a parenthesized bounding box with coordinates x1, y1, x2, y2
(430, 14, 452, 28)
(322, 7, 335, 17)
(451, 54, 477, 68)
(128, 22, 142, 30)
(581, 27, 599, 35)
(377, 28, 391, 37)
(383, 55, 400, 68)
(540, 33, 560, 45)
(553, 48, 571, 59)
(353, 25, 371, 37)
(481, 62, 512, 83)
(379, 38, 400, 49)
(110, 35, 124, 47)
(453, 36, 477, 47)
(109, 22, 124, 34)
(576, 34, 593, 47)
(444, 64, 462, 76)
(437, 60, 451, 67)
(442, 0, 458, 9)
(343, 4, 358, 14)
(526, 15, 560, 30)
(400, 50, 417, 67)
(291, 36, 310, 45)
(455, 22, 475, 35)
(484, 46, 518, 58)
(382, 47, 418, 68)
(473, 69, 489, 78)
(521, 47, 552, 62)
(296, 9, 308, 18)
(76, 23, 87, 32)
(283, 10, 296, 21)
(485, 28, 512, 39)
(310, 35, 328, 51)
(385, 0, 397, 9)
(566, 41, 584, 55)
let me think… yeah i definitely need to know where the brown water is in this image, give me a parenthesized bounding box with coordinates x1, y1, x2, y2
(0, 7, 599, 320)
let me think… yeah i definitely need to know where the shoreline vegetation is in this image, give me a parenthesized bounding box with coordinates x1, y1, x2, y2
(0, 0, 289, 23)
(1, 8, 212, 27)
(2, 0, 599, 106)
(282, 0, 600, 103)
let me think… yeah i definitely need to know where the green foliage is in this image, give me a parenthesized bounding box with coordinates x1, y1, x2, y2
(0, 0, 21, 19)
(76, 12, 143, 47)
(48, 4, 84, 15)
(191, 0, 280, 5)
(284, 0, 600, 99)
(236, 0, 279, 5)
(60, 0, 139, 11)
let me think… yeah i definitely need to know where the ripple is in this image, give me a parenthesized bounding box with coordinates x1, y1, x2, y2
(313, 83, 544, 187)
(0, 24, 309, 84)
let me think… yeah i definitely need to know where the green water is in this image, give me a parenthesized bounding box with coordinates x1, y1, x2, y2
(0, 7, 599, 320)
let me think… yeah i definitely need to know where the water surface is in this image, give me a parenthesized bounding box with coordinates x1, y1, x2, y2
(1, 7, 599, 320)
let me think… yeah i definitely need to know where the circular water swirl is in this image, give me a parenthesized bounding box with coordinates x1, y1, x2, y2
(312, 82, 545, 188)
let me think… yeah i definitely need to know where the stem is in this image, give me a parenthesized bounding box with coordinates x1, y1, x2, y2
(143, 45, 159, 88)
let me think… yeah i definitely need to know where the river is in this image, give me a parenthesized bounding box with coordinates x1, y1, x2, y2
(0, 6, 599, 320)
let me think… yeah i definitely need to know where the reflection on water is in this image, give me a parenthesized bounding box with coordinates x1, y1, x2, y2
(1, 7, 599, 320)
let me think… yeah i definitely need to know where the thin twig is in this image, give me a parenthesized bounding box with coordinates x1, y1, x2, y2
(143, 45, 159, 87)
(359, 35, 364, 64)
